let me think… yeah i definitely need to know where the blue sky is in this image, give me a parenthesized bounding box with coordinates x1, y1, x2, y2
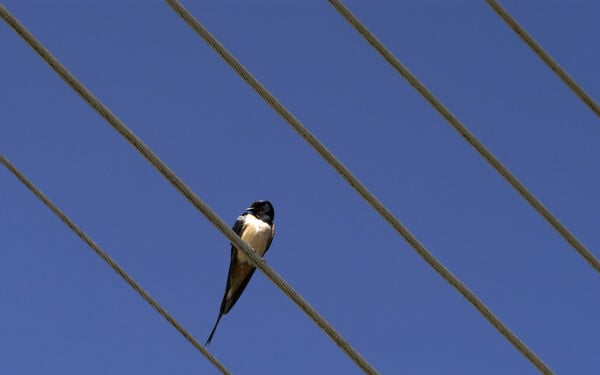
(1, 1, 599, 374)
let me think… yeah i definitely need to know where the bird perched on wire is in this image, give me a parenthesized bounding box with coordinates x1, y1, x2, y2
(206, 200, 275, 345)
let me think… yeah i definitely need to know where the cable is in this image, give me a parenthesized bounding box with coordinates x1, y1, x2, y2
(485, 0, 600, 117)
(0, 154, 230, 375)
(163, 1, 553, 374)
(327, 0, 599, 276)
(0, 5, 378, 375)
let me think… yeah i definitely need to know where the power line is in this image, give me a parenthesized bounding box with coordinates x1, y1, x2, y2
(163, 1, 553, 374)
(0, 154, 230, 375)
(485, 0, 600, 117)
(327, 0, 599, 276)
(0, 5, 378, 375)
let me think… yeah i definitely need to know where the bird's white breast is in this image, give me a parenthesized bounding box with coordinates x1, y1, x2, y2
(237, 214, 273, 264)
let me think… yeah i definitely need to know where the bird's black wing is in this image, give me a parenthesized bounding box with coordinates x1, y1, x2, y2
(231, 214, 246, 237)
(206, 214, 247, 345)
(221, 262, 257, 315)
(218, 214, 252, 314)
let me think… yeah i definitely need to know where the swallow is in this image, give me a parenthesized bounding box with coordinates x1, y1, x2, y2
(206, 200, 275, 345)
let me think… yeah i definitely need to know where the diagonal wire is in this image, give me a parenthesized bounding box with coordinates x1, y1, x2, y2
(163, 1, 553, 374)
(0, 5, 378, 375)
(0, 154, 231, 375)
(328, 0, 599, 276)
(485, 0, 600, 117)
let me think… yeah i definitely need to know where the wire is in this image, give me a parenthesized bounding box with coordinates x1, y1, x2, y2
(327, 0, 599, 276)
(163, 1, 553, 374)
(0, 154, 231, 375)
(485, 0, 600, 117)
(0, 5, 378, 375)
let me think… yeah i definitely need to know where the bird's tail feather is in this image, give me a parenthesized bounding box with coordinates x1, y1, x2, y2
(205, 313, 223, 346)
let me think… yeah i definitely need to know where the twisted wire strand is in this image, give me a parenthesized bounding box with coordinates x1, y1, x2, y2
(0, 5, 378, 374)
(327, 0, 599, 275)
(486, 0, 600, 117)
(165, 1, 553, 374)
(0, 154, 231, 375)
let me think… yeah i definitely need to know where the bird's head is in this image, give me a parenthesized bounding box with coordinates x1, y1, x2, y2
(246, 200, 274, 223)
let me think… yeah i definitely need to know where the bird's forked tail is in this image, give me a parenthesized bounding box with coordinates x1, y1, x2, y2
(205, 313, 223, 346)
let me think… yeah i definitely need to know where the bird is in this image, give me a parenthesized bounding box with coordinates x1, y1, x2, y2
(206, 200, 275, 345)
